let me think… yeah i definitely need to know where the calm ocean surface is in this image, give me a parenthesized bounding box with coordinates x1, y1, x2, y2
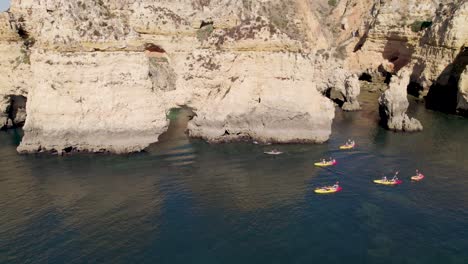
(1, 91, 467, 264)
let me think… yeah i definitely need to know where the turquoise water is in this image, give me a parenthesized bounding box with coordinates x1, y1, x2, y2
(1, 92, 467, 264)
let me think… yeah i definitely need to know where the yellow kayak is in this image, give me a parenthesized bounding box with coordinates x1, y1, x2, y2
(373, 179, 402, 185)
(314, 161, 337, 167)
(340, 144, 355, 150)
(315, 186, 342, 194)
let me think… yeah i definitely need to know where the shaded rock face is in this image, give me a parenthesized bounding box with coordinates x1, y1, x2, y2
(1, 96, 27, 130)
(458, 66, 468, 115)
(379, 69, 423, 132)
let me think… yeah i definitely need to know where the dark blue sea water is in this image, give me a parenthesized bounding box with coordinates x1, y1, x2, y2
(1, 91, 467, 264)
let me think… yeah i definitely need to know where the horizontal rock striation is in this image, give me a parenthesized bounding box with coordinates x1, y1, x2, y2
(1, 0, 347, 153)
(0, 0, 467, 153)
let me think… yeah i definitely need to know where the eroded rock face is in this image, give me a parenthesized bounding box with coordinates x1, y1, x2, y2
(0, 13, 29, 129)
(187, 54, 335, 143)
(17, 50, 169, 153)
(379, 69, 423, 132)
(1, 0, 467, 153)
(458, 66, 468, 115)
(1, 0, 343, 153)
(342, 74, 361, 111)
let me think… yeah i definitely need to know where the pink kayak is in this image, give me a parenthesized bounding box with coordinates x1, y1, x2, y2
(411, 174, 425, 181)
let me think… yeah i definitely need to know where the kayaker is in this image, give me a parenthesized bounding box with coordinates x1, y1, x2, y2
(382, 176, 388, 182)
(416, 169, 422, 176)
(392, 171, 399, 182)
(322, 159, 326, 164)
(332, 181, 339, 189)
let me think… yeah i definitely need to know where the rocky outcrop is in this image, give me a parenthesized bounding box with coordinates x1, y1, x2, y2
(379, 69, 423, 132)
(17, 50, 169, 153)
(342, 74, 361, 111)
(458, 66, 468, 115)
(187, 54, 335, 143)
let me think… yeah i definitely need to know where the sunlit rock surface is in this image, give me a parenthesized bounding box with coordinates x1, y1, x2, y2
(0, 0, 467, 153)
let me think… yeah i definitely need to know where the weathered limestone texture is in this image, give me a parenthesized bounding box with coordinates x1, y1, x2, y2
(379, 69, 423, 132)
(0, 12, 30, 129)
(2, 0, 341, 153)
(1, 0, 467, 153)
(17, 51, 169, 153)
(342, 74, 361, 111)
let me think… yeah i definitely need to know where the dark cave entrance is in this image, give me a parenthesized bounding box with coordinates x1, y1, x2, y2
(1, 95, 27, 130)
(359, 72, 373, 82)
(426, 47, 468, 114)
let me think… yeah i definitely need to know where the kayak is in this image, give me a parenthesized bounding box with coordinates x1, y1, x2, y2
(314, 161, 337, 167)
(264, 151, 283, 155)
(411, 174, 425, 181)
(373, 179, 402, 185)
(340, 144, 355, 150)
(315, 186, 342, 194)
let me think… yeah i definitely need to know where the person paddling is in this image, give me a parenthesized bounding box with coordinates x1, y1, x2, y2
(332, 181, 340, 190)
(392, 171, 399, 182)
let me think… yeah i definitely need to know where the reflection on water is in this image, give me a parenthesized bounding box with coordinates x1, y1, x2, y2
(1, 93, 468, 263)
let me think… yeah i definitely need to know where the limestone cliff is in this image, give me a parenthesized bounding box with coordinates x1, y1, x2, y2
(341, 0, 467, 126)
(379, 69, 423, 132)
(2, 0, 345, 153)
(0, 0, 467, 153)
(0, 12, 29, 129)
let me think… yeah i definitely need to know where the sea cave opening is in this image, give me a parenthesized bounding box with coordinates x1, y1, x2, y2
(359, 72, 373, 82)
(160, 106, 196, 142)
(1, 95, 27, 130)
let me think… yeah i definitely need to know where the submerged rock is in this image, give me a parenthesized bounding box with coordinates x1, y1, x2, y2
(379, 69, 423, 132)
